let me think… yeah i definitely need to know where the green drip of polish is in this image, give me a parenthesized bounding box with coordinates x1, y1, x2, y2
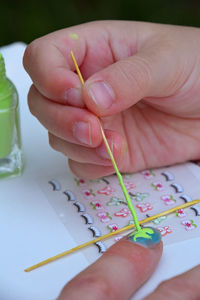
(100, 128, 142, 232)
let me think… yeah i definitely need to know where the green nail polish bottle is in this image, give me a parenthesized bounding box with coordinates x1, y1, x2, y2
(0, 53, 24, 179)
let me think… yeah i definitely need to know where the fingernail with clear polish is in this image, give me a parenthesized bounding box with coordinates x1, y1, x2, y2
(73, 121, 91, 145)
(96, 139, 113, 160)
(127, 227, 162, 248)
(87, 81, 115, 109)
(64, 88, 83, 107)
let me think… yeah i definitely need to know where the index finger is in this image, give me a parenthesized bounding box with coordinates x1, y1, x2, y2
(23, 27, 86, 106)
(23, 21, 150, 106)
(23, 22, 116, 105)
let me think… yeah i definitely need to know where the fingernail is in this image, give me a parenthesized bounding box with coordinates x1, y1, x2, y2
(127, 227, 162, 248)
(64, 88, 83, 107)
(87, 81, 115, 109)
(73, 121, 91, 145)
(96, 139, 114, 160)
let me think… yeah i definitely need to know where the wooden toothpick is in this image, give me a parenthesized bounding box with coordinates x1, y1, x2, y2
(24, 198, 200, 272)
(70, 50, 141, 231)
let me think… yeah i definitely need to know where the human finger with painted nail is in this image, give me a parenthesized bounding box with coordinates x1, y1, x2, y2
(57, 229, 200, 300)
(58, 228, 163, 300)
(24, 21, 200, 179)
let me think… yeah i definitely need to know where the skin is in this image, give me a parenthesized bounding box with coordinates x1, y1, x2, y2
(57, 237, 200, 300)
(23, 21, 200, 299)
(58, 239, 163, 300)
(23, 21, 200, 179)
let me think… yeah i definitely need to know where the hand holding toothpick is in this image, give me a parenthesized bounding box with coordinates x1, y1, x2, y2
(24, 51, 200, 272)
(70, 51, 141, 232)
(70, 51, 165, 245)
(24, 21, 200, 300)
(24, 22, 200, 184)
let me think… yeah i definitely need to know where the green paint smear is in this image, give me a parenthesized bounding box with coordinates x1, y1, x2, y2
(100, 128, 142, 232)
(69, 33, 79, 40)
(131, 227, 154, 241)
(71, 51, 143, 235)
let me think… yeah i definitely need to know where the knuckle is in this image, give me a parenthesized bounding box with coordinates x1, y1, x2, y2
(24, 39, 61, 98)
(157, 279, 176, 295)
(48, 133, 57, 150)
(75, 274, 112, 299)
(116, 57, 152, 96)
(157, 277, 195, 299)
(23, 39, 41, 71)
(130, 56, 152, 92)
(115, 60, 133, 84)
(27, 85, 36, 115)
(68, 160, 98, 180)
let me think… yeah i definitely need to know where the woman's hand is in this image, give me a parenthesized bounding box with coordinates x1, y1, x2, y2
(23, 21, 200, 179)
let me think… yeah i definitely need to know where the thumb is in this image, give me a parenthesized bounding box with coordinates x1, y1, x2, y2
(83, 45, 175, 116)
(58, 227, 163, 300)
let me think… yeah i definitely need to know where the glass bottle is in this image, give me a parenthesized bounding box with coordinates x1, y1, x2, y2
(0, 53, 24, 179)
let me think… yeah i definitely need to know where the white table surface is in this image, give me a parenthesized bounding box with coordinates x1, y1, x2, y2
(0, 43, 200, 300)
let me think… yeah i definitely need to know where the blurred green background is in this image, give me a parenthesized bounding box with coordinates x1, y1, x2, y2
(1, 0, 200, 46)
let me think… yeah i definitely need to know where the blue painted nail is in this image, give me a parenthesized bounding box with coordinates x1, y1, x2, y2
(127, 227, 161, 248)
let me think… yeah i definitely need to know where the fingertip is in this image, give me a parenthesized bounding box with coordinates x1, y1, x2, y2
(58, 227, 163, 300)
(108, 232, 163, 269)
(23, 39, 84, 106)
(68, 129, 128, 178)
(95, 129, 127, 162)
(104, 232, 163, 291)
(70, 112, 102, 148)
(27, 84, 39, 115)
(64, 87, 85, 108)
(68, 160, 115, 179)
(42, 67, 83, 104)
(83, 79, 115, 116)
(88, 116, 103, 147)
(127, 227, 162, 250)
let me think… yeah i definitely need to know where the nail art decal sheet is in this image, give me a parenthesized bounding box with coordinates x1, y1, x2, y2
(38, 162, 200, 262)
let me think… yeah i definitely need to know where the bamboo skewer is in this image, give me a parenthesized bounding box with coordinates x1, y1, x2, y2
(70, 50, 142, 231)
(24, 198, 200, 272)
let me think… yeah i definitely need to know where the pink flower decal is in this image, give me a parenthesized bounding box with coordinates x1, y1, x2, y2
(90, 201, 104, 210)
(74, 178, 85, 186)
(97, 212, 112, 223)
(114, 208, 131, 218)
(182, 220, 197, 231)
(157, 226, 172, 236)
(136, 203, 153, 213)
(141, 170, 155, 179)
(161, 195, 176, 206)
(97, 186, 115, 196)
(83, 189, 96, 199)
(123, 181, 136, 191)
(151, 182, 164, 191)
(176, 209, 186, 218)
(107, 223, 119, 232)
